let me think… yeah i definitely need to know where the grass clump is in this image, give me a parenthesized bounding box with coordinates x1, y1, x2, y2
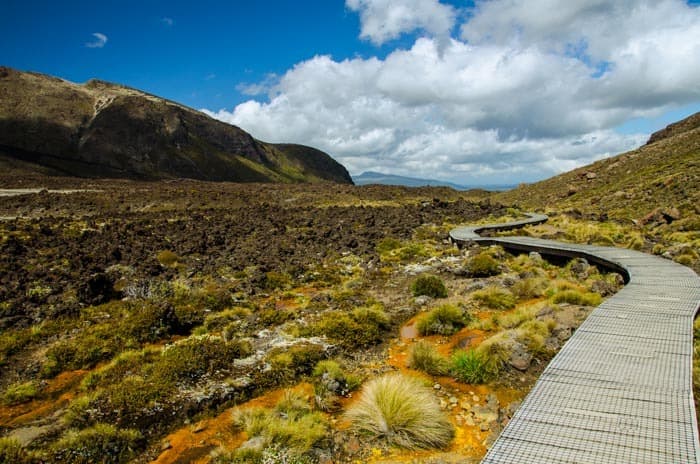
(465, 252, 501, 277)
(49, 423, 143, 464)
(450, 349, 490, 384)
(416, 304, 471, 336)
(310, 304, 390, 349)
(0, 437, 34, 464)
(156, 250, 180, 267)
(411, 275, 448, 299)
(229, 391, 328, 462)
(408, 341, 448, 376)
(512, 277, 548, 300)
(312, 360, 361, 411)
(472, 286, 516, 310)
(2, 380, 39, 406)
(551, 289, 602, 306)
(345, 373, 454, 449)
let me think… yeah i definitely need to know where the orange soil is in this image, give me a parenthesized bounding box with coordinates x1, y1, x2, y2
(379, 316, 526, 463)
(151, 383, 315, 464)
(0, 369, 88, 428)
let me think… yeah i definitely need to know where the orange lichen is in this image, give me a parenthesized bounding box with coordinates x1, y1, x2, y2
(151, 384, 315, 464)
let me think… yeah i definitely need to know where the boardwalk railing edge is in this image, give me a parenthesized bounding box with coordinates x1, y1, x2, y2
(449, 213, 700, 464)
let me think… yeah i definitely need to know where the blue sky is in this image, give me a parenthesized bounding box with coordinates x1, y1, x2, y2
(2, 1, 700, 184)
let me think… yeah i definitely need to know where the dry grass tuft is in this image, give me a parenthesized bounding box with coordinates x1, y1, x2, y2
(345, 373, 453, 449)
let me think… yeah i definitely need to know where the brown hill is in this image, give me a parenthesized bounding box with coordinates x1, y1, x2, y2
(0, 67, 352, 184)
(495, 112, 700, 220)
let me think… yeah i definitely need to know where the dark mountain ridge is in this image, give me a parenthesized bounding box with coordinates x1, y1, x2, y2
(0, 67, 352, 184)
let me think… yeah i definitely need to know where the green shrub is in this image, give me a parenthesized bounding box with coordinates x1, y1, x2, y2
(408, 342, 448, 376)
(472, 286, 516, 310)
(450, 349, 490, 384)
(231, 391, 328, 461)
(264, 271, 292, 290)
(345, 373, 454, 449)
(264, 343, 327, 386)
(416, 305, 471, 336)
(466, 252, 501, 277)
(0, 437, 33, 464)
(311, 305, 390, 348)
(2, 380, 39, 406)
(551, 289, 602, 306)
(411, 275, 448, 298)
(376, 237, 403, 255)
(49, 423, 143, 464)
(203, 307, 252, 332)
(156, 335, 252, 384)
(156, 250, 180, 267)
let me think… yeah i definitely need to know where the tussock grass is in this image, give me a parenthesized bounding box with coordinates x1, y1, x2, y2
(345, 373, 454, 449)
(472, 286, 516, 310)
(551, 289, 602, 306)
(416, 304, 471, 336)
(450, 349, 490, 384)
(512, 277, 548, 300)
(0, 437, 32, 464)
(408, 341, 449, 376)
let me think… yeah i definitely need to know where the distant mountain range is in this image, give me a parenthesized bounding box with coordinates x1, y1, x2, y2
(0, 66, 352, 184)
(352, 171, 516, 191)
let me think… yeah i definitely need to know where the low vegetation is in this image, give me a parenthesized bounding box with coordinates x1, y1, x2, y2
(416, 304, 471, 336)
(345, 374, 454, 449)
(411, 275, 448, 298)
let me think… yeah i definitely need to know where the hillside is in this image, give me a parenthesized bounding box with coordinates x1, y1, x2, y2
(495, 112, 700, 220)
(0, 67, 352, 184)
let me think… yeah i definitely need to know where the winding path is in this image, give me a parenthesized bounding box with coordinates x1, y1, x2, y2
(450, 214, 700, 464)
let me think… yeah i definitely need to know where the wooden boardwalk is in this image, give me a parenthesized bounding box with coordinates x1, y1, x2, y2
(450, 214, 700, 464)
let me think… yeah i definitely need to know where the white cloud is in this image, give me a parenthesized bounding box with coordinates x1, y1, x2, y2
(85, 32, 108, 49)
(204, 0, 700, 185)
(161, 17, 174, 26)
(346, 0, 456, 45)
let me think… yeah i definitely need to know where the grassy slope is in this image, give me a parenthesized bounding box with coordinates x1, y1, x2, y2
(495, 113, 700, 220)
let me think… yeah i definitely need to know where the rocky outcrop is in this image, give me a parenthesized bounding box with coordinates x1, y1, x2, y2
(0, 67, 352, 184)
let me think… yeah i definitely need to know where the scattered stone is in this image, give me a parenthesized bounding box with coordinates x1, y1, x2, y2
(239, 436, 265, 452)
(480, 422, 491, 432)
(434, 383, 442, 390)
(460, 400, 472, 411)
(449, 396, 458, 405)
(569, 257, 590, 278)
(415, 295, 433, 306)
(508, 343, 532, 371)
(472, 395, 479, 402)
(528, 252, 543, 262)
(472, 405, 498, 424)
(161, 441, 172, 451)
(585, 172, 597, 180)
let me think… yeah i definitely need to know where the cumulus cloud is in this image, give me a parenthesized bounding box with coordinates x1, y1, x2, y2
(204, 0, 700, 185)
(346, 0, 456, 45)
(85, 32, 108, 48)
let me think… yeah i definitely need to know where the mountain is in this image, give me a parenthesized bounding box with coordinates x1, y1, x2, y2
(0, 67, 352, 184)
(352, 171, 515, 191)
(494, 112, 700, 220)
